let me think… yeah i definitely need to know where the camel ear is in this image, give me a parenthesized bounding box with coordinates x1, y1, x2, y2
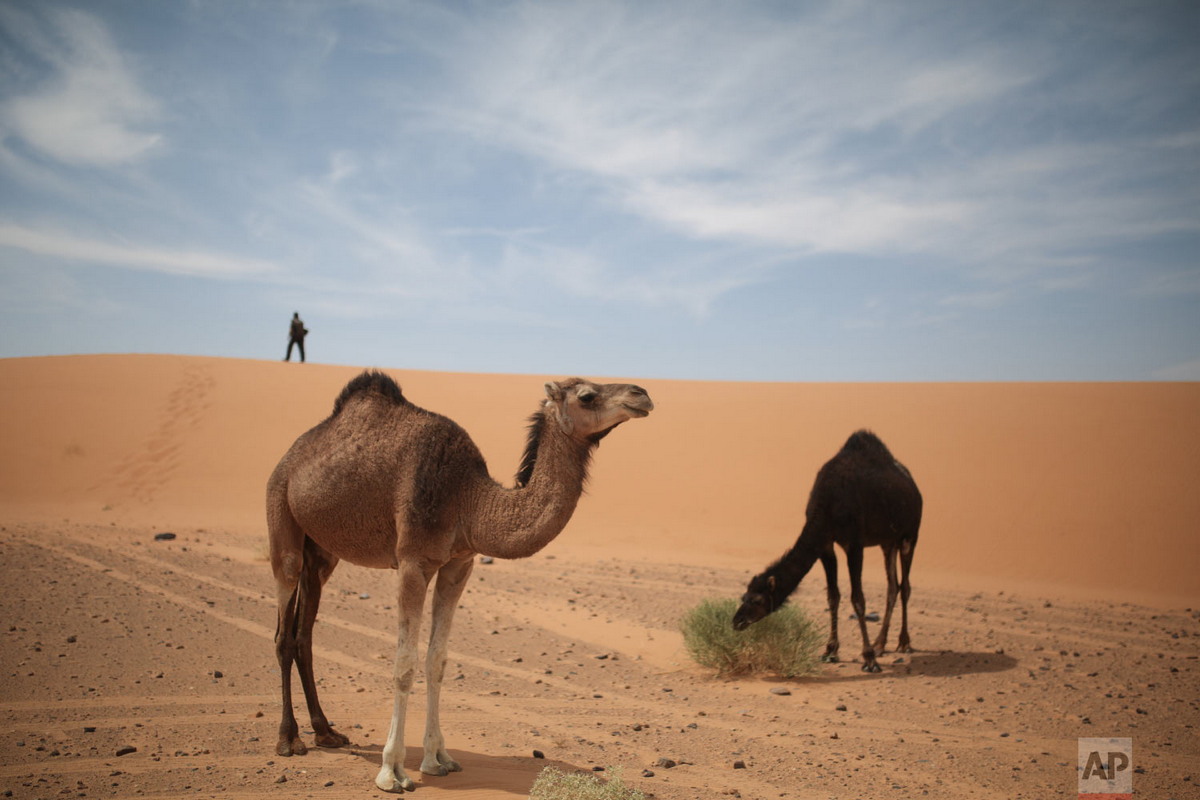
(543, 382, 574, 434)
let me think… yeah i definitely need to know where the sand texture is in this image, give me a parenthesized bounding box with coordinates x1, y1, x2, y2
(1, 354, 1197, 799)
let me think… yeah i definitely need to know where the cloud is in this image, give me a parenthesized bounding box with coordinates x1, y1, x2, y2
(421, 0, 1199, 295)
(1152, 359, 1200, 381)
(1, 7, 162, 166)
(0, 222, 280, 278)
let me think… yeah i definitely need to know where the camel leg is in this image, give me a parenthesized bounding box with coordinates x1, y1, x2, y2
(270, 506, 309, 757)
(845, 546, 880, 672)
(273, 569, 306, 755)
(819, 549, 840, 663)
(873, 545, 900, 656)
(897, 539, 916, 653)
(420, 556, 474, 777)
(294, 540, 348, 749)
(376, 560, 435, 793)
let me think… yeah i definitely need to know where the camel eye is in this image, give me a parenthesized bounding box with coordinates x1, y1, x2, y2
(578, 390, 598, 405)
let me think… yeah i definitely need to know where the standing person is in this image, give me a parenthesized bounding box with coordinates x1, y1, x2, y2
(285, 312, 308, 362)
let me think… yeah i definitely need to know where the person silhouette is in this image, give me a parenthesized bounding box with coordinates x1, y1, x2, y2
(285, 312, 308, 362)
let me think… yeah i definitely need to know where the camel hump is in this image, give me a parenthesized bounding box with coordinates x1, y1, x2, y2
(331, 370, 406, 416)
(840, 429, 891, 459)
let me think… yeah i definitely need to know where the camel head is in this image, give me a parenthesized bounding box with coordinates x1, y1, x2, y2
(732, 573, 779, 631)
(543, 378, 653, 443)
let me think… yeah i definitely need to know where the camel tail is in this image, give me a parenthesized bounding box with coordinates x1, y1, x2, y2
(277, 579, 303, 643)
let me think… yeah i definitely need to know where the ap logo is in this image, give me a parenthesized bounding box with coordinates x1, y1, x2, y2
(1078, 738, 1132, 799)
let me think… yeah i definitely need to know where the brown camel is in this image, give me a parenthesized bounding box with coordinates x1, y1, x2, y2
(267, 370, 652, 792)
(732, 430, 922, 672)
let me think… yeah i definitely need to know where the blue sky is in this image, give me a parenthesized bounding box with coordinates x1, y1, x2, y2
(1, 1, 1197, 381)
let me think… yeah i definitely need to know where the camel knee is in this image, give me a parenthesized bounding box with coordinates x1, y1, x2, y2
(394, 667, 415, 694)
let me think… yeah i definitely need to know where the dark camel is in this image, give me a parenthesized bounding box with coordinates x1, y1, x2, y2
(267, 371, 652, 791)
(732, 430, 922, 672)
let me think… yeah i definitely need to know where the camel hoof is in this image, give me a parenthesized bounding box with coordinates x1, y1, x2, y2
(898, 643, 913, 654)
(862, 662, 882, 673)
(820, 654, 840, 664)
(315, 730, 350, 748)
(421, 755, 462, 776)
(375, 771, 416, 793)
(276, 738, 307, 757)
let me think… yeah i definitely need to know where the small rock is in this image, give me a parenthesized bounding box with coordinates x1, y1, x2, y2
(532, 749, 545, 759)
(733, 760, 746, 769)
(83, 726, 96, 733)
(67, 635, 77, 643)
(324, 780, 334, 787)
(479, 556, 495, 564)
(656, 757, 677, 769)
(213, 670, 224, 679)
(115, 746, 137, 757)
(641, 769, 655, 778)
(358, 593, 370, 600)
(830, 732, 839, 739)
(153, 532, 176, 541)
(276, 774, 287, 784)
(769, 687, 791, 696)
(835, 703, 847, 712)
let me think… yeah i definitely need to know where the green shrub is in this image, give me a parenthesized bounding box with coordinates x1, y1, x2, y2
(680, 597, 823, 678)
(529, 766, 645, 800)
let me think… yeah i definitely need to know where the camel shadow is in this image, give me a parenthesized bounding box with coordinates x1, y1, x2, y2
(796, 649, 1018, 684)
(343, 743, 578, 795)
(898, 650, 1018, 677)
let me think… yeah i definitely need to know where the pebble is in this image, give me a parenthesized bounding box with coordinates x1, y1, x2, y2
(153, 532, 176, 541)
(115, 746, 137, 757)
(733, 760, 746, 769)
(532, 749, 545, 759)
(656, 757, 677, 769)
(769, 687, 791, 696)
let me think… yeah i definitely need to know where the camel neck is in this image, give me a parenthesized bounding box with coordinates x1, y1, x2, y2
(468, 426, 592, 560)
(763, 528, 823, 602)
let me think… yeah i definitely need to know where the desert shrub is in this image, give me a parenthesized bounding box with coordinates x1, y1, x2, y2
(680, 597, 823, 678)
(529, 766, 645, 800)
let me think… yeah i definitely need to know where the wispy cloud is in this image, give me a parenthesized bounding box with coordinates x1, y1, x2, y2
(423, 1, 1198, 289)
(0, 222, 280, 278)
(1, 7, 162, 166)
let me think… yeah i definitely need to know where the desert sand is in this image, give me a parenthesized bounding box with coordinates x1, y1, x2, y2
(1, 353, 1197, 799)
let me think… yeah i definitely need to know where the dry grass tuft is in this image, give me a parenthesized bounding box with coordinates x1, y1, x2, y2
(529, 766, 645, 800)
(681, 597, 823, 678)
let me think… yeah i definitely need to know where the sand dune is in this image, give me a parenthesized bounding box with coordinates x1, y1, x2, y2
(1, 354, 1197, 799)
(3, 354, 1197, 603)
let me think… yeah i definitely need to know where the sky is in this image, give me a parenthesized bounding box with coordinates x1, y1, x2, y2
(1, 0, 1198, 382)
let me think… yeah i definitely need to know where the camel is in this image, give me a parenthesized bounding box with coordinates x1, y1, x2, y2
(732, 430, 922, 672)
(267, 371, 653, 792)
